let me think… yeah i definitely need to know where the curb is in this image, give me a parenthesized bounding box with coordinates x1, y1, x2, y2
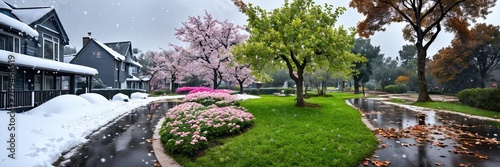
(153, 117, 182, 167)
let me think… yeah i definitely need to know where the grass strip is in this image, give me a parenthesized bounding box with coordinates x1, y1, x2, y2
(414, 101, 500, 119)
(172, 93, 378, 167)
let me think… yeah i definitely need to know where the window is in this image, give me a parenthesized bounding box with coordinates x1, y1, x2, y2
(130, 66, 137, 73)
(43, 34, 59, 61)
(0, 33, 20, 53)
(44, 76, 54, 90)
(34, 75, 42, 90)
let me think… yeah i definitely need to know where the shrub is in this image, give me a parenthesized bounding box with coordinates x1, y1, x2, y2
(384, 84, 408, 94)
(183, 91, 238, 107)
(279, 88, 296, 95)
(175, 87, 210, 94)
(151, 89, 172, 96)
(457, 88, 500, 111)
(160, 102, 255, 155)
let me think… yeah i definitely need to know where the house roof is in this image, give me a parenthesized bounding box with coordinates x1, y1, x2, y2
(0, 50, 97, 75)
(0, 7, 38, 37)
(93, 39, 126, 61)
(104, 41, 143, 67)
(126, 74, 141, 81)
(105, 41, 131, 57)
(0, 1, 12, 11)
(6, 2, 69, 45)
(11, 7, 53, 25)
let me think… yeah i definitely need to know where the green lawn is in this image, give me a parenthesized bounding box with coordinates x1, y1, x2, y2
(414, 101, 500, 119)
(172, 93, 378, 167)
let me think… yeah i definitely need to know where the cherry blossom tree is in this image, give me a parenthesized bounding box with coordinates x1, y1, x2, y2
(144, 50, 187, 91)
(224, 62, 254, 94)
(172, 11, 248, 89)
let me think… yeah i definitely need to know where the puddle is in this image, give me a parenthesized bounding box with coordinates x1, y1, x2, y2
(54, 101, 178, 167)
(349, 98, 500, 167)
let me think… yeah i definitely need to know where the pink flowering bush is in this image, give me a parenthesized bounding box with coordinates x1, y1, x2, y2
(184, 91, 238, 107)
(175, 87, 210, 94)
(159, 102, 254, 155)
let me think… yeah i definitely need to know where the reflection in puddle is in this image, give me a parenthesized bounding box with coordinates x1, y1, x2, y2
(349, 98, 500, 167)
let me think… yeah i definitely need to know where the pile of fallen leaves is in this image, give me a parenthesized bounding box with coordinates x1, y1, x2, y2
(365, 124, 499, 166)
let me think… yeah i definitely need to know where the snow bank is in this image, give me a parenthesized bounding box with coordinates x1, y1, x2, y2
(112, 93, 129, 102)
(28, 95, 91, 116)
(235, 94, 261, 100)
(79, 93, 111, 105)
(131, 92, 149, 99)
(0, 95, 182, 167)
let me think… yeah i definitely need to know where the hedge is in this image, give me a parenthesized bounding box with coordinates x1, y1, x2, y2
(457, 88, 500, 111)
(384, 84, 408, 94)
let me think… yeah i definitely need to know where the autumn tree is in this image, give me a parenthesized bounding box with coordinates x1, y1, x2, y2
(431, 23, 500, 88)
(172, 11, 248, 89)
(351, 38, 380, 94)
(232, 0, 362, 106)
(350, 0, 496, 102)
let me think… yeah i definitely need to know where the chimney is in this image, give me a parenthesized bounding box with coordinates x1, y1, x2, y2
(82, 32, 92, 47)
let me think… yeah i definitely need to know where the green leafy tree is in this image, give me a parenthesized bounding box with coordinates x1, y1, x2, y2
(232, 0, 362, 106)
(351, 38, 381, 94)
(350, 0, 496, 102)
(399, 44, 417, 67)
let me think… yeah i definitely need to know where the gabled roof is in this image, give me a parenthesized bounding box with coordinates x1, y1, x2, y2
(104, 41, 143, 68)
(8, 2, 69, 44)
(0, 1, 12, 11)
(0, 9, 38, 37)
(105, 41, 131, 57)
(93, 39, 126, 61)
(11, 7, 52, 24)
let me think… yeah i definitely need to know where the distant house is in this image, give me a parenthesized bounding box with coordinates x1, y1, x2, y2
(0, 1, 97, 110)
(70, 34, 148, 90)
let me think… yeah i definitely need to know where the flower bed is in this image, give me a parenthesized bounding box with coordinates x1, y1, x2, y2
(184, 91, 238, 107)
(175, 86, 233, 95)
(159, 93, 254, 155)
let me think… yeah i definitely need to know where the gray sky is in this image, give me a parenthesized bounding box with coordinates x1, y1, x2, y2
(5, 0, 500, 58)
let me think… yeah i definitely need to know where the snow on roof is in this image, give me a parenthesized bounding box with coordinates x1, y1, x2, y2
(140, 76, 150, 81)
(94, 40, 125, 61)
(0, 11, 39, 37)
(11, 7, 53, 24)
(0, 50, 98, 75)
(126, 74, 141, 81)
(0, 1, 12, 11)
(131, 60, 143, 68)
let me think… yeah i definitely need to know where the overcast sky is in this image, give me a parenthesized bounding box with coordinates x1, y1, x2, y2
(5, 0, 500, 58)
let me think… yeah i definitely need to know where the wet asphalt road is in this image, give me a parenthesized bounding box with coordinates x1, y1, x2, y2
(55, 101, 176, 167)
(349, 98, 500, 167)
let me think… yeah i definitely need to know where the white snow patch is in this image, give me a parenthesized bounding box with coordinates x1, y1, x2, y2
(0, 50, 98, 75)
(235, 94, 261, 100)
(0, 11, 38, 37)
(112, 93, 130, 101)
(131, 92, 149, 99)
(0, 95, 182, 167)
(79, 93, 111, 105)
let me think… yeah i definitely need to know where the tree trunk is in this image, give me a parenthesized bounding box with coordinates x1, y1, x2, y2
(212, 69, 218, 89)
(238, 80, 244, 94)
(295, 78, 305, 107)
(416, 45, 432, 102)
(354, 78, 360, 94)
(304, 84, 309, 98)
(362, 82, 365, 96)
(321, 80, 326, 95)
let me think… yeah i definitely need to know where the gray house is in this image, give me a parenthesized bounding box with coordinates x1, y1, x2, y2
(0, 1, 97, 109)
(71, 34, 148, 90)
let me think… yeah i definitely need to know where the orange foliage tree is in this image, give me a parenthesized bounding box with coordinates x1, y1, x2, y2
(396, 75, 410, 84)
(431, 23, 500, 87)
(349, 0, 496, 102)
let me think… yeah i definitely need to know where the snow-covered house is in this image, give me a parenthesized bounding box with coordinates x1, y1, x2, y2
(0, 2, 97, 110)
(70, 34, 148, 90)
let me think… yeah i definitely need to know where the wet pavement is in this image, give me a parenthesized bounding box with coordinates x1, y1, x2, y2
(54, 101, 177, 167)
(349, 98, 500, 167)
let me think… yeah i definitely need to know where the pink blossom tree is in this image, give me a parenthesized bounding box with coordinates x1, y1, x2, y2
(224, 62, 254, 94)
(172, 11, 248, 89)
(144, 50, 187, 91)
